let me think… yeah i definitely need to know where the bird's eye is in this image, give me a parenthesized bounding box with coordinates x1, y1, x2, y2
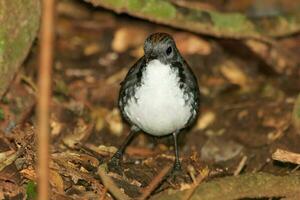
(166, 46, 172, 56)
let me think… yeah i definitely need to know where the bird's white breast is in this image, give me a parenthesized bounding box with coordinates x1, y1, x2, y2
(124, 59, 191, 136)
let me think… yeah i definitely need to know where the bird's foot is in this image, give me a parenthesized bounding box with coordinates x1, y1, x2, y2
(108, 151, 123, 173)
(173, 162, 181, 171)
(167, 162, 185, 183)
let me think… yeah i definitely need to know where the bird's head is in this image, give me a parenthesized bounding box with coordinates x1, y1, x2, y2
(143, 32, 180, 64)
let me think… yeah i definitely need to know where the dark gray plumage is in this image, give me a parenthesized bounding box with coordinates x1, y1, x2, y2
(110, 32, 200, 170)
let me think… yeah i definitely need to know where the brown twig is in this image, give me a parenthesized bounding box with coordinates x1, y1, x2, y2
(182, 167, 209, 200)
(272, 149, 300, 165)
(37, 0, 55, 199)
(234, 156, 247, 176)
(291, 165, 300, 173)
(139, 165, 172, 200)
(97, 164, 131, 200)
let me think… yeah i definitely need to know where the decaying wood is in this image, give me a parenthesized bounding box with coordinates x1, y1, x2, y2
(84, 0, 300, 75)
(151, 172, 300, 200)
(84, 0, 300, 41)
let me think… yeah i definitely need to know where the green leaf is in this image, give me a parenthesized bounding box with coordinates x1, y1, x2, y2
(26, 181, 37, 200)
(0, 108, 4, 120)
(292, 94, 300, 132)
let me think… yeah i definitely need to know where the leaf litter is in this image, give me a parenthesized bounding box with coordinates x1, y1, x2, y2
(0, 0, 300, 199)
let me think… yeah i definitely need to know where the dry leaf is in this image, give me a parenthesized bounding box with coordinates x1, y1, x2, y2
(20, 168, 64, 192)
(0, 150, 17, 172)
(91, 107, 110, 131)
(106, 108, 123, 136)
(20, 167, 36, 180)
(62, 119, 92, 148)
(219, 60, 250, 88)
(174, 33, 212, 55)
(130, 46, 144, 58)
(51, 120, 63, 137)
(0, 178, 24, 199)
(195, 111, 216, 130)
(50, 170, 64, 193)
(112, 26, 147, 53)
(84, 43, 101, 56)
(105, 68, 128, 85)
(97, 145, 117, 156)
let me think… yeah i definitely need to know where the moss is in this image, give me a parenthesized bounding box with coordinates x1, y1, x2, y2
(8, 3, 39, 65)
(210, 11, 253, 32)
(127, 0, 144, 11)
(0, 0, 40, 98)
(297, 107, 300, 118)
(26, 181, 37, 200)
(296, 95, 300, 118)
(141, 0, 176, 19)
(186, 10, 213, 24)
(0, 108, 4, 121)
(0, 30, 5, 64)
(153, 172, 300, 200)
(102, 0, 126, 9)
(0, 29, 7, 74)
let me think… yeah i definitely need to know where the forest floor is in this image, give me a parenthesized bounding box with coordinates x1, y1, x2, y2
(0, 0, 300, 199)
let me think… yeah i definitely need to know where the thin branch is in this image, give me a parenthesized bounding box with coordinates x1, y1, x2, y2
(272, 149, 300, 165)
(182, 167, 209, 200)
(234, 156, 247, 176)
(97, 164, 131, 200)
(37, 0, 55, 199)
(139, 165, 172, 200)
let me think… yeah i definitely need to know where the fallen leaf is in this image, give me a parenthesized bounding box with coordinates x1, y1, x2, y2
(112, 26, 147, 53)
(130, 46, 144, 58)
(84, 43, 101, 56)
(194, 111, 216, 130)
(50, 170, 64, 193)
(0, 150, 17, 172)
(91, 106, 110, 131)
(106, 108, 123, 136)
(20, 167, 36, 180)
(0, 178, 24, 199)
(219, 59, 250, 89)
(174, 32, 212, 55)
(62, 119, 93, 148)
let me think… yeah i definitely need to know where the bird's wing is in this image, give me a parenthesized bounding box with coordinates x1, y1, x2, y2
(120, 56, 145, 89)
(118, 56, 146, 125)
(182, 60, 200, 95)
(182, 60, 200, 127)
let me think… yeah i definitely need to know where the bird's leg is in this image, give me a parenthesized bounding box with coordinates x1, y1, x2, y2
(173, 131, 181, 171)
(109, 126, 139, 167)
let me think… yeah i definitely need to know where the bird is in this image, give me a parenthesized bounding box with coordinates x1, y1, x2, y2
(110, 32, 200, 170)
